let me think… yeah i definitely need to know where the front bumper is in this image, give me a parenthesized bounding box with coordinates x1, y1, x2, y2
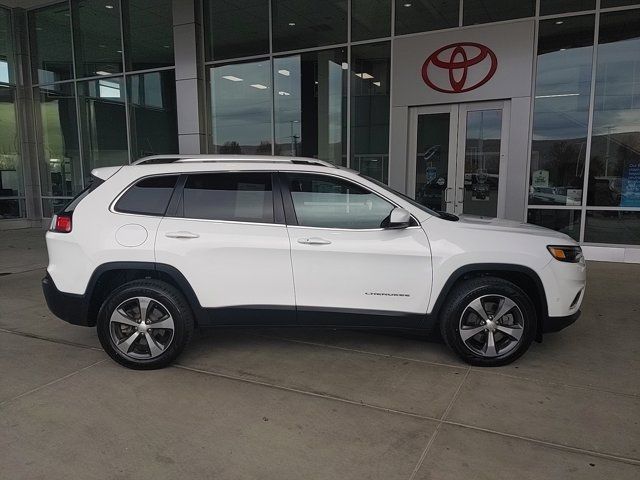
(42, 273, 92, 326)
(542, 310, 581, 333)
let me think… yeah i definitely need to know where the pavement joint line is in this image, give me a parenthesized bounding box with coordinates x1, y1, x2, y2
(247, 331, 467, 370)
(0, 327, 101, 351)
(174, 362, 640, 468)
(0, 266, 47, 276)
(408, 367, 472, 480)
(0, 359, 107, 409)
(471, 367, 640, 399)
(441, 419, 640, 467)
(249, 331, 640, 400)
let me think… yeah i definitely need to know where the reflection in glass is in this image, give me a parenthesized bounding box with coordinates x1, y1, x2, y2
(415, 113, 449, 212)
(0, 87, 22, 218)
(204, 0, 269, 61)
(72, 0, 123, 78)
(42, 198, 69, 218)
(78, 77, 128, 175)
(210, 60, 272, 155)
(274, 49, 347, 165)
(463, 109, 502, 217)
(587, 10, 640, 208)
(527, 209, 581, 241)
(36, 83, 82, 198)
(463, 0, 534, 25)
(352, 0, 390, 41)
(351, 42, 390, 182)
(529, 15, 594, 206)
(272, 0, 347, 52)
(0, 199, 24, 219)
(395, 0, 458, 35)
(0, 8, 12, 84)
(124, 0, 174, 71)
(601, 1, 640, 7)
(128, 70, 178, 160)
(585, 211, 640, 244)
(28, 3, 74, 84)
(539, 0, 595, 15)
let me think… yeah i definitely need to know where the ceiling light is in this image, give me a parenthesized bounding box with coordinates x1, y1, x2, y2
(250, 84, 268, 89)
(559, 48, 567, 51)
(278, 69, 290, 76)
(355, 73, 362, 78)
(96, 70, 111, 76)
(361, 73, 373, 79)
(278, 91, 290, 96)
(373, 81, 381, 86)
(288, 22, 296, 26)
(105, 4, 114, 9)
(222, 75, 243, 82)
(341, 62, 349, 70)
(555, 20, 564, 25)
(403, 3, 412, 7)
(535, 93, 579, 98)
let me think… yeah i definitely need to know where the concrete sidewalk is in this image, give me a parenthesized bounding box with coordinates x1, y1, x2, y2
(0, 228, 638, 479)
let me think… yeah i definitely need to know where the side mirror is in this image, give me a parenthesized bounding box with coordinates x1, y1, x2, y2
(385, 207, 412, 229)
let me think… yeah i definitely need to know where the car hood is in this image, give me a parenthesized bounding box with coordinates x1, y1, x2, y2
(449, 215, 575, 243)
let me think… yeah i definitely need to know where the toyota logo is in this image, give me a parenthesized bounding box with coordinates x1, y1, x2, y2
(421, 42, 498, 93)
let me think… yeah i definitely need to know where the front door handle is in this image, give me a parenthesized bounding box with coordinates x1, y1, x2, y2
(297, 237, 332, 245)
(165, 231, 200, 239)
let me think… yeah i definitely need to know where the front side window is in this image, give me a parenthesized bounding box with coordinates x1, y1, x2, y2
(182, 172, 274, 223)
(115, 175, 178, 216)
(286, 173, 394, 229)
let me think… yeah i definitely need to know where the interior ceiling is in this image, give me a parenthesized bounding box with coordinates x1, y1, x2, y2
(2, 0, 65, 7)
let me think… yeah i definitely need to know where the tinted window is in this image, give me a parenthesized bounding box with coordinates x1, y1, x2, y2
(286, 173, 394, 229)
(115, 175, 178, 215)
(182, 173, 274, 223)
(63, 176, 104, 213)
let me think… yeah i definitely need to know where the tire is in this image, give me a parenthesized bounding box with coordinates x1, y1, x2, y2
(439, 277, 536, 367)
(97, 279, 194, 370)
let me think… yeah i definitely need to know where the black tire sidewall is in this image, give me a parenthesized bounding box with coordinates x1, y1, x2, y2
(440, 278, 536, 367)
(97, 280, 194, 369)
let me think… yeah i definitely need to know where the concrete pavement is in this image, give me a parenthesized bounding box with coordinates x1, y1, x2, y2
(0, 228, 638, 479)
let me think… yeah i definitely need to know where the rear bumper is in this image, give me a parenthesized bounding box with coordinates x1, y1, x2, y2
(542, 310, 580, 333)
(42, 273, 92, 326)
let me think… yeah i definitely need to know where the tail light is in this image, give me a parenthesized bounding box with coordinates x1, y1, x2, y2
(50, 213, 73, 233)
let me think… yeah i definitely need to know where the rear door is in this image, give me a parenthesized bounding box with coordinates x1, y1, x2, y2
(280, 172, 432, 327)
(155, 171, 296, 325)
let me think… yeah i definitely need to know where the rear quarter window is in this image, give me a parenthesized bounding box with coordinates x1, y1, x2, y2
(114, 175, 179, 216)
(62, 175, 104, 213)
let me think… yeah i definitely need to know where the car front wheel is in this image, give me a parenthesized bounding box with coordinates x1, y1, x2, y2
(439, 277, 536, 366)
(97, 279, 194, 369)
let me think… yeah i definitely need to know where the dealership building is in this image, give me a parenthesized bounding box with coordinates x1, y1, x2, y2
(0, 0, 639, 261)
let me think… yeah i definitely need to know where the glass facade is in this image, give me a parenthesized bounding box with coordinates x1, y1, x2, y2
(0, 0, 637, 251)
(26, 0, 177, 216)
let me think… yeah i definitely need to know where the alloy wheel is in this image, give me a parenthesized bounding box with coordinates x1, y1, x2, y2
(109, 296, 175, 360)
(458, 294, 524, 358)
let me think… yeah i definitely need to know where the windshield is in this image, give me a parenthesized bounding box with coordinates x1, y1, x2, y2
(360, 174, 455, 219)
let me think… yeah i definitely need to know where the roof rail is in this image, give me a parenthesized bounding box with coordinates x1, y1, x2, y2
(131, 154, 336, 168)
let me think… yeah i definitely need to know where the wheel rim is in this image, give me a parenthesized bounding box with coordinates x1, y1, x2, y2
(458, 294, 524, 358)
(109, 296, 175, 360)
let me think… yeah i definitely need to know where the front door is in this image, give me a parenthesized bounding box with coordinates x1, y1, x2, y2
(280, 171, 432, 327)
(408, 101, 510, 217)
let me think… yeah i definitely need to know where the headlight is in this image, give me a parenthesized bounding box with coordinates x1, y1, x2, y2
(547, 245, 583, 263)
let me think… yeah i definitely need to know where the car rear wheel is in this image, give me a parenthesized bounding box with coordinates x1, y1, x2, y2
(97, 279, 194, 369)
(439, 277, 536, 366)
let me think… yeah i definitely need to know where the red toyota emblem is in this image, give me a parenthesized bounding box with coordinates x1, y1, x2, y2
(421, 42, 498, 93)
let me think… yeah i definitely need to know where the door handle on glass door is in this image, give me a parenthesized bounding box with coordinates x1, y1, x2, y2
(298, 237, 332, 245)
(165, 231, 200, 239)
(445, 187, 453, 204)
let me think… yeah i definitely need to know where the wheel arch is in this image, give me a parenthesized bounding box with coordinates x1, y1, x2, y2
(85, 262, 203, 327)
(430, 264, 548, 341)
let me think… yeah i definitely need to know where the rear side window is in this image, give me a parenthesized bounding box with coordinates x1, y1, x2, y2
(115, 175, 178, 216)
(182, 172, 273, 223)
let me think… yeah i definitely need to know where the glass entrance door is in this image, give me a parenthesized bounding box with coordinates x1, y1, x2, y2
(408, 101, 509, 217)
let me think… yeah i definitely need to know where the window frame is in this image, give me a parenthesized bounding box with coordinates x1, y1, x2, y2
(277, 171, 417, 230)
(167, 171, 285, 225)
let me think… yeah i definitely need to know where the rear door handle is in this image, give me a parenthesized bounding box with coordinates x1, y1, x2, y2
(165, 231, 200, 239)
(297, 237, 332, 245)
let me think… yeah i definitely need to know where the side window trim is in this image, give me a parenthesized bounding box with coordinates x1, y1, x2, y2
(279, 171, 401, 230)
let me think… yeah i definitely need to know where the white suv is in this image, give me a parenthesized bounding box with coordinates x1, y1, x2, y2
(42, 155, 586, 369)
